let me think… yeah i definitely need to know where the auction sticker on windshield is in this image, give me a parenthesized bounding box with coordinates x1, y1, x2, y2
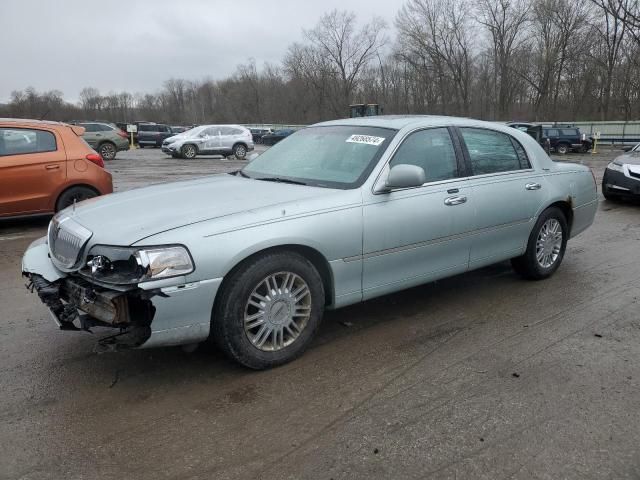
(346, 134, 385, 146)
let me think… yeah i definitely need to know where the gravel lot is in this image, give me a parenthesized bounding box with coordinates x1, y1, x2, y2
(1, 146, 639, 479)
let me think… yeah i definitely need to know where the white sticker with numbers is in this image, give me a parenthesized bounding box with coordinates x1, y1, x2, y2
(346, 134, 385, 146)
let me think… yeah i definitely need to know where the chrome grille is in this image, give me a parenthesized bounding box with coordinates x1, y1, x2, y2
(48, 216, 93, 270)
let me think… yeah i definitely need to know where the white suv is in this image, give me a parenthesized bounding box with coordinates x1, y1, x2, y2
(161, 125, 254, 159)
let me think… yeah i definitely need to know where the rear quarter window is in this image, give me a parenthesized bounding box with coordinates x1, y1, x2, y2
(0, 128, 57, 156)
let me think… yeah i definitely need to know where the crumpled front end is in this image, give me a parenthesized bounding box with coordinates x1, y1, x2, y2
(22, 218, 221, 352)
(22, 236, 156, 351)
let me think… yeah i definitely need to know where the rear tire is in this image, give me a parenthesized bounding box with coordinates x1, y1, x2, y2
(212, 251, 325, 369)
(556, 143, 569, 155)
(511, 207, 568, 280)
(98, 142, 117, 160)
(233, 143, 248, 160)
(55, 186, 98, 212)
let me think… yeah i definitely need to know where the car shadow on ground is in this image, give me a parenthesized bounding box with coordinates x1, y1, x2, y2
(40, 260, 523, 394)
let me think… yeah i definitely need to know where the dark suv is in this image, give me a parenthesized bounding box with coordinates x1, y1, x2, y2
(137, 123, 173, 148)
(542, 127, 592, 154)
(507, 123, 592, 154)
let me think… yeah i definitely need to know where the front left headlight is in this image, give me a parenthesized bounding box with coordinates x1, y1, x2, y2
(81, 245, 194, 285)
(607, 161, 625, 172)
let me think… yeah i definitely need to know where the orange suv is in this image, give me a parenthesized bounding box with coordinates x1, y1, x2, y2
(0, 119, 113, 218)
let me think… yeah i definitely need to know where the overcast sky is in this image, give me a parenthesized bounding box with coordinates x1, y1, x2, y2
(0, 0, 399, 103)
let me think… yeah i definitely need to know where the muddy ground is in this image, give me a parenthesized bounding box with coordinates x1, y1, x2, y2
(1, 147, 639, 479)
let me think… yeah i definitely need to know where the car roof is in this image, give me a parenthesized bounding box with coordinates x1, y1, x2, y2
(0, 118, 70, 127)
(315, 115, 507, 131)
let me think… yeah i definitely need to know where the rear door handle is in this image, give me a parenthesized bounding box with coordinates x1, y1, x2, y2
(525, 183, 542, 190)
(444, 195, 467, 206)
(45, 164, 60, 170)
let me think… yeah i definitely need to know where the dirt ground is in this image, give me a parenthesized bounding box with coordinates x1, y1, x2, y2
(1, 146, 639, 480)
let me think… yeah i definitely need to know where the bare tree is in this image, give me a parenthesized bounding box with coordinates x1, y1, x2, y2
(396, 0, 474, 115)
(477, 0, 531, 118)
(304, 10, 387, 114)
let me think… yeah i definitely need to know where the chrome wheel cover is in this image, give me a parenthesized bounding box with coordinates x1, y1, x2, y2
(536, 218, 563, 268)
(244, 271, 311, 352)
(235, 145, 246, 158)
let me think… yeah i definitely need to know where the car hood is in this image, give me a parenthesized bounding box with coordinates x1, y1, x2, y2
(64, 174, 345, 245)
(164, 134, 187, 143)
(615, 151, 640, 165)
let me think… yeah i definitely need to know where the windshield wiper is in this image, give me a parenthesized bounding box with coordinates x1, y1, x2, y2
(256, 177, 307, 186)
(233, 170, 252, 178)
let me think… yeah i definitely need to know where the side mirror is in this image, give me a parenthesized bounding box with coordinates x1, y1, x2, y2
(384, 164, 426, 190)
(623, 146, 633, 152)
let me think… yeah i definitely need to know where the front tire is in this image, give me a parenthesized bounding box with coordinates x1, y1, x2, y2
(212, 251, 325, 369)
(55, 186, 98, 212)
(556, 143, 569, 155)
(511, 207, 568, 280)
(181, 144, 197, 159)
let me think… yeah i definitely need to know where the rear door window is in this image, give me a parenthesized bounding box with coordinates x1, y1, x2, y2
(546, 129, 559, 137)
(561, 129, 577, 136)
(460, 128, 525, 175)
(0, 128, 57, 156)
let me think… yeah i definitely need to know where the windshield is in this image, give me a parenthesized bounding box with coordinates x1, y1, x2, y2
(186, 126, 207, 138)
(242, 125, 396, 188)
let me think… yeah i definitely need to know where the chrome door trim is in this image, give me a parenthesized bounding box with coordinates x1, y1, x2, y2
(343, 217, 532, 263)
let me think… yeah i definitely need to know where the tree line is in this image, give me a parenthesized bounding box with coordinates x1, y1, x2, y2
(2, 0, 640, 125)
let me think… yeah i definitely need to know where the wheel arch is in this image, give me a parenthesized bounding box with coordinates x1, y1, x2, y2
(540, 199, 574, 235)
(54, 183, 101, 212)
(215, 244, 335, 311)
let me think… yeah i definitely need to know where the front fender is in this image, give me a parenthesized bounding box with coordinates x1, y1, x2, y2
(21, 236, 66, 282)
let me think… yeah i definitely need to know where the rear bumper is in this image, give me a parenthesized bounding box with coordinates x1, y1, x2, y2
(22, 236, 222, 351)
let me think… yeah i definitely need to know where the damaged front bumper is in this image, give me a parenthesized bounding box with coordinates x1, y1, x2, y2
(22, 236, 222, 351)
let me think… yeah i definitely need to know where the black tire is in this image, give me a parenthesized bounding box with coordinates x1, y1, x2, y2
(98, 142, 117, 160)
(212, 251, 325, 370)
(511, 207, 568, 280)
(55, 186, 98, 212)
(181, 144, 197, 159)
(556, 143, 569, 155)
(138, 144, 144, 149)
(233, 143, 248, 160)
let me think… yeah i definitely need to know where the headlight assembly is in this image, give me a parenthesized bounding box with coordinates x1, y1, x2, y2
(81, 245, 194, 285)
(607, 161, 625, 172)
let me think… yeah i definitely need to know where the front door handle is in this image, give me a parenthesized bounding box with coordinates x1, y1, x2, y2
(45, 164, 60, 170)
(525, 183, 542, 190)
(444, 195, 467, 206)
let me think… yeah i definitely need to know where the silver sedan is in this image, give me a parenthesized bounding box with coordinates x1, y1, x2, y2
(22, 116, 598, 369)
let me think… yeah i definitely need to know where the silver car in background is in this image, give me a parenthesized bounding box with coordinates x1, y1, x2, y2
(22, 116, 597, 369)
(161, 124, 254, 159)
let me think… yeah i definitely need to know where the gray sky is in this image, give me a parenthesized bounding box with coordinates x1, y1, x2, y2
(0, 0, 399, 103)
